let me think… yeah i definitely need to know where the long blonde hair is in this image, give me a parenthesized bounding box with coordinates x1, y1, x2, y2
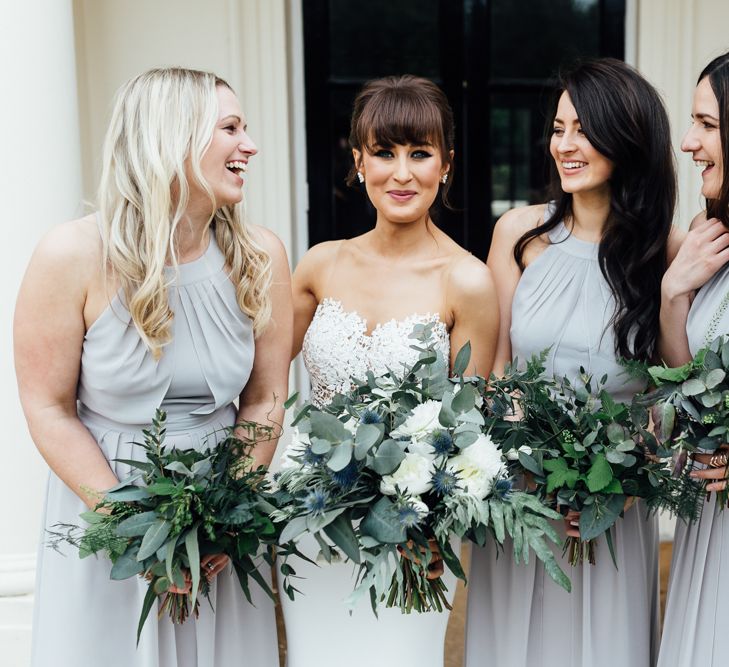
(98, 67, 271, 358)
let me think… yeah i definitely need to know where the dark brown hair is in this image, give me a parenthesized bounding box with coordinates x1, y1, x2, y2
(514, 58, 676, 362)
(699, 52, 729, 226)
(346, 75, 455, 207)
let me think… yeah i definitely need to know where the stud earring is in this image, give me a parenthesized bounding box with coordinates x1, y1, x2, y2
(440, 174, 448, 185)
(357, 172, 365, 184)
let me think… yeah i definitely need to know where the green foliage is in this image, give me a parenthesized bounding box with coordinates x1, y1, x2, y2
(487, 355, 682, 566)
(637, 335, 729, 512)
(273, 326, 571, 612)
(47, 409, 295, 642)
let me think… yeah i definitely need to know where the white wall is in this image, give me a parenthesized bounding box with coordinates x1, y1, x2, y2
(636, 0, 729, 229)
(0, 0, 83, 664)
(73, 0, 296, 250)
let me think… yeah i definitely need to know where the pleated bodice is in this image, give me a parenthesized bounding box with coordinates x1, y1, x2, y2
(511, 219, 646, 402)
(77, 234, 255, 429)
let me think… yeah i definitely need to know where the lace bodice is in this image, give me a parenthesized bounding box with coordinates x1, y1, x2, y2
(302, 298, 450, 407)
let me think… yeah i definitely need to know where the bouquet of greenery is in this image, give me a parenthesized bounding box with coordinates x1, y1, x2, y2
(634, 334, 729, 510)
(48, 410, 287, 642)
(272, 327, 570, 615)
(491, 356, 682, 566)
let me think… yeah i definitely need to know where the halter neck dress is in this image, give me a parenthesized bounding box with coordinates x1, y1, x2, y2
(278, 296, 460, 667)
(465, 217, 659, 667)
(658, 260, 729, 666)
(31, 233, 279, 667)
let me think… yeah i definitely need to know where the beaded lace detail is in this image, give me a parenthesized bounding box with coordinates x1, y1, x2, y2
(302, 297, 450, 407)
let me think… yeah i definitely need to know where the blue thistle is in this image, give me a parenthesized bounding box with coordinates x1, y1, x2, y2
(431, 468, 459, 496)
(492, 477, 513, 500)
(359, 409, 383, 424)
(429, 430, 454, 456)
(303, 445, 325, 467)
(303, 487, 329, 515)
(395, 504, 425, 528)
(328, 460, 360, 490)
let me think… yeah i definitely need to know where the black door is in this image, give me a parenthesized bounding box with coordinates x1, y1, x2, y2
(302, 0, 625, 257)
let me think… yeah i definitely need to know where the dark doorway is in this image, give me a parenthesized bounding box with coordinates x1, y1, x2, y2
(302, 0, 625, 258)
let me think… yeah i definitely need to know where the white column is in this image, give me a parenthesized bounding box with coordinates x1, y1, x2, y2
(234, 0, 296, 251)
(636, 0, 698, 230)
(0, 0, 82, 664)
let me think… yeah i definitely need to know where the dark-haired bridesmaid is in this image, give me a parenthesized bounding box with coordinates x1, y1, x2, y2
(465, 58, 679, 666)
(658, 51, 729, 667)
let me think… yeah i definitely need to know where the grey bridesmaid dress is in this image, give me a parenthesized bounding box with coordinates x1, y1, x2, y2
(658, 261, 729, 666)
(31, 234, 279, 667)
(465, 219, 659, 667)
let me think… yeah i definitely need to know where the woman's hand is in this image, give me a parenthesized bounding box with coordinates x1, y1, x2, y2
(562, 497, 636, 539)
(662, 217, 729, 300)
(563, 510, 581, 538)
(167, 554, 230, 594)
(691, 445, 729, 492)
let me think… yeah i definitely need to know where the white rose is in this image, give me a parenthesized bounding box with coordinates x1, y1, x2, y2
(391, 400, 442, 441)
(380, 452, 435, 496)
(406, 438, 438, 460)
(448, 433, 506, 500)
(506, 444, 533, 461)
(278, 428, 310, 470)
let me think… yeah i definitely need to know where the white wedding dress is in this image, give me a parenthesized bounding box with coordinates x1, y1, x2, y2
(278, 298, 458, 667)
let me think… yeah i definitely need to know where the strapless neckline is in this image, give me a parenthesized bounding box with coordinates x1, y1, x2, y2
(315, 297, 445, 338)
(301, 297, 450, 407)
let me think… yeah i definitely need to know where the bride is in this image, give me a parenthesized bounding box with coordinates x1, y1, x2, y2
(280, 74, 499, 667)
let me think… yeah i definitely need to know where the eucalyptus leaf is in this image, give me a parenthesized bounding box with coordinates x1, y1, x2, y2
(355, 423, 384, 451)
(701, 391, 722, 408)
(310, 437, 332, 455)
(164, 461, 194, 477)
(110, 549, 144, 580)
(310, 411, 350, 443)
(280, 515, 309, 543)
(455, 430, 479, 449)
(606, 423, 625, 444)
(682, 378, 707, 396)
(137, 520, 172, 561)
(705, 368, 726, 389)
(360, 497, 406, 544)
(327, 441, 354, 472)
(322, 514, 360, 563)
(579, 495, 624, 541)
(452, 383, 477, 415)
(116, 511, 158, 537)
(370, 439, 406, 475)
(606, 449, 626, 464)
(106, 487, 150, 502)
(452, 341, 472, 377)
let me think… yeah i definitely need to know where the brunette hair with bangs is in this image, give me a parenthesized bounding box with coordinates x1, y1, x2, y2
(699, 52, 729, 226)
(514, 58, 676, 362)
(346, 75, 455, 207)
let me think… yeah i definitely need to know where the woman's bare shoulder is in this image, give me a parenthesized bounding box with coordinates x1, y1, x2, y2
(492, 203, 547, 245)
(448, 252, 495, 298)
(33, 214, 102, 271)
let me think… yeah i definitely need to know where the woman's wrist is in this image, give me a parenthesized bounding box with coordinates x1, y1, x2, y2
(661, 273, 692, 303)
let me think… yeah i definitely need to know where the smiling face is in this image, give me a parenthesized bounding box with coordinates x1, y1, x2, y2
(549, 91, 614, 199)
(681, 77, 723, 199)
(193, 84, 258, 209)
(353, 142, 448, 225)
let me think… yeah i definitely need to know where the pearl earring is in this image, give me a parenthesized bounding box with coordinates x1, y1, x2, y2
(440, 174, 448, 184)
(357, 172, 365, 184)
